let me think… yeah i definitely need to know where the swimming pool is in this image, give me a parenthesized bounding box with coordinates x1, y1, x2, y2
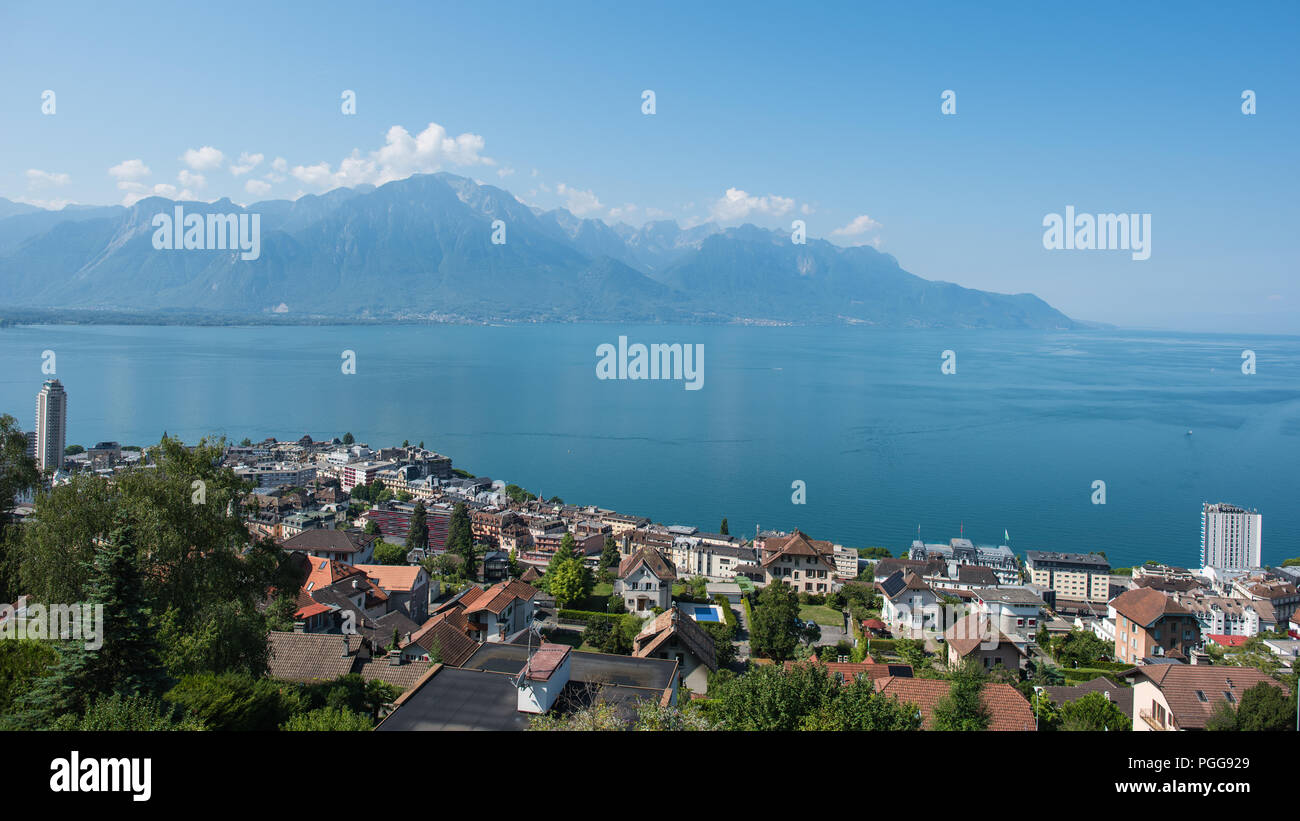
(692, 605, 723, 622)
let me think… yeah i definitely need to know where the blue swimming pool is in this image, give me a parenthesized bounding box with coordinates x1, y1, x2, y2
(693, 606, 721, 622)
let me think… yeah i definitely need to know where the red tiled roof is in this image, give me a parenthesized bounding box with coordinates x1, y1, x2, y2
(1206, 634, 1250, 648)
(352, 564, 425, 592)
(618, 546, 676, 581)
(464, 579, 539, 615)
(873, 677, 1035, 731)
(1111, 587, 1190, 628)
(522, 643, 571, 681)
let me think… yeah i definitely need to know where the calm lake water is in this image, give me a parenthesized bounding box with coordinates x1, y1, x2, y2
(2, 323, 1296, 569)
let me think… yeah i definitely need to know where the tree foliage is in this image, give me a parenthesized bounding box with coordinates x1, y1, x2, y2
(749, 582, 800, 662)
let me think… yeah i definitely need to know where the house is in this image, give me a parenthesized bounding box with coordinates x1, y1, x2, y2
(1125, 664, 1285, 731)
(972, 587, 1045, 642)
(281, 528, 377, 565)
(401, 608, 481, 667)
(616, 547, 676, 614)
(872, 677, 1036, 731)
(1110, 587, 1202, 665)
(1175, 591, 1276, 637)
(879, 570, 944, 636)
(266, 630, 433, 693)
(375, 641, 679, 731)
(443, 579, 540, 643)
(632, 607, 718, 693)
(1043, 676, 1134, 721)
(944, 613, 1028, 672)
(480, 550, 510, 583)
(759, 530, 840, 594)
(351, 564, 432, 622)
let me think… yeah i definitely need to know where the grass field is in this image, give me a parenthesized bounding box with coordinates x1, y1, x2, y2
(799, 604, 844, 627)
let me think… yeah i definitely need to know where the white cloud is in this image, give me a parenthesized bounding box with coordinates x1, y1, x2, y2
(26, 169, 70, 187)
(709, 187, 795, 222)
(608, 203, 638, 220)
(177, 169, 206, 189)
(108, 159, 151, 180)
(556, 182, 603, 216)
(245, 179, 272, 197)
(830, 214, 883, 246)
(291, 121, 493, 192)
(230, 152, 264, 176)
(151, 183, 178, 198)
(497, 166, 515, 178)
(181, 146, 225, 171)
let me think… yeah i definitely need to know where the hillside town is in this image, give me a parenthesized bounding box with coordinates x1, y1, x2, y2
(4, 382, 1297, 732)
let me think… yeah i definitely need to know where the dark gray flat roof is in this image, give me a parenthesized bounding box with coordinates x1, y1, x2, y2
(461, 642, 677, 691)
(376, 667, 530, 731)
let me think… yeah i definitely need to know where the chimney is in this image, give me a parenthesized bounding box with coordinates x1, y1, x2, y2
(341, 635, 351, 658)
(388, 649, 404, 666)
(516, 643, 571, 714)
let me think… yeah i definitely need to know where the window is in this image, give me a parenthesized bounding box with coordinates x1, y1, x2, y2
(1195, 690, 1208, 703)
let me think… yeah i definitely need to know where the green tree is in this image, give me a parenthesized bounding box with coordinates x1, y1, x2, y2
(600, 535, 620, 569)
(709, 660, 920, 731)
(50, 693, 206, 731)
(1234, 681, 1297, 731)
(749, 582, 801, 662)
(0, 414, 43, 601)
(0, 639, 57, 725)
(342, 432, 355, 445)
(719, 518, 729, 536)
(932, 659, 991, 731)
(19, 517, 172, 727)
(549, 559, 587, 609)
(448, 503, 475, 578)
(280, 706, 373, 731)
(373, 542, 408, 565)
(363, 519, 381, 536)
(163, 671, 301, 731)
(405, 501, 429, 552)
(1059, 691, 1130, 731)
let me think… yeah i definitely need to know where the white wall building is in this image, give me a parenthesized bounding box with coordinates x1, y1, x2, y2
(1201, 502, 1262, 571)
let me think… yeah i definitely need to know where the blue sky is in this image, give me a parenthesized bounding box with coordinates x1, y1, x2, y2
(1, 1, 1296, 331)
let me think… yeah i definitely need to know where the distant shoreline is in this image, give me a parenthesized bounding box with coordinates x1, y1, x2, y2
(0, 307, 1107, 330)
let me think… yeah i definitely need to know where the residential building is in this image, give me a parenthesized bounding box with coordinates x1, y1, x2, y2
(972, 587, 1045, 642)
(1201, 502, 1262, 571)
(879, 570, 944, 636)
(352, 564, 432, 622)
(1025, 550, 1110, 604)
(1175, 591, 1276, 638)
(873, 677, 1035, 731)
(1231, 577, 1299, 626)
(616, 547, 676, 614)
(943, 613, 1028, 672)
(375, 642, 679, 731)
(438, 579, 539, 643)
(282, 528, 377, 565)
(632, 607, 718, 693)
(759, 530, 839, 594)
(1126, 664, 1284, 731)
(1110, 587, 1202, 665)
(266, 631, 433, 694)
(33, 378, 67, 471)
(1043, 676, 1134, 723)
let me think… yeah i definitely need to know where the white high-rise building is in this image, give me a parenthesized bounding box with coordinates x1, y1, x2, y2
(34, 378, 67, 471)
(1201, 502, 1262, 571)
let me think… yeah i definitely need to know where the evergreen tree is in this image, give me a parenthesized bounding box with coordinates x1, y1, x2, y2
(719, 518, 729, 536)
(0, 414, 39, 602)
(342, 432, 355, 445)
(20, 517, 170, 726)
(405, 501, 429, 552)
(449, 503, 475, 578)
(749, 582, 801, 661)
(600, 535, 620, 569)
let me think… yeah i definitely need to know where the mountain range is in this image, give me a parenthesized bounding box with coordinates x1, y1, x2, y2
(0, 175, 1076, 327)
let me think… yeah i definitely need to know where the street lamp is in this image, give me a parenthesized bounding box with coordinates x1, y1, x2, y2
(1033, 685, 1045, 731)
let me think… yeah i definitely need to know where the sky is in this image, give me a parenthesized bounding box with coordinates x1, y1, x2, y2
(0, 0, 1296, 331)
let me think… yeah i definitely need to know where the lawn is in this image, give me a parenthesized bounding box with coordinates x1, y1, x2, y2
(799, 604, 844, 627)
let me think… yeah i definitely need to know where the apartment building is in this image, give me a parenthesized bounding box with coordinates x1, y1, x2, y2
(1024, 550, 1111, 604)
(1110, 587, 1201, 665)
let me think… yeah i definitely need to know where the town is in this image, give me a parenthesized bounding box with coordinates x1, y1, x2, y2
(1, 378, 1297, 732)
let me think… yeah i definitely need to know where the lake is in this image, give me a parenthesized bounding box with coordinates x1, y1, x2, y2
(2, 323, 1296, 570)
